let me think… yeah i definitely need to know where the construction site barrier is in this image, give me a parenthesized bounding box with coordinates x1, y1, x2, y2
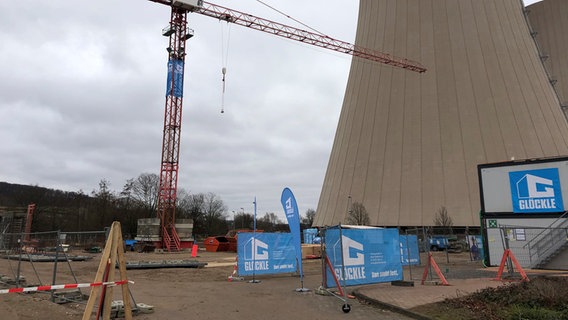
(228, 256, 243, 282)
(421, 252, 450, 286)
(0, 280, 133, 294)
(493, 249, 529, 282)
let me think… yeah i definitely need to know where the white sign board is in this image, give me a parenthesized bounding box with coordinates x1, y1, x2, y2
(478, 157, 568, 215)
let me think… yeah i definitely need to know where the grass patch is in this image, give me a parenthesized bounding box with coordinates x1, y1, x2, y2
(411, 276, 568, 320)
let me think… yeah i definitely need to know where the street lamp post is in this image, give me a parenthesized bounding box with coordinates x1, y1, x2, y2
(240, 207, 244, 229)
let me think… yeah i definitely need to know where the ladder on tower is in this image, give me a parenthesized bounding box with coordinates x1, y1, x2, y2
(0, 213, 24, 251)
(11, 216, 24, 234)
(162, 226, 181, 252)
(0, 214, 13, 250)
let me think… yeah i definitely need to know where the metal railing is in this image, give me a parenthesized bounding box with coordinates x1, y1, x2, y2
(525, 226, 568, 268)
(521, 213, 568, 268)
(171, 226, 181, 250)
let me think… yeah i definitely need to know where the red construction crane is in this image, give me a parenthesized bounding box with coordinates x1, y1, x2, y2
(148, 0, 426, 251)
(24, 203, 36, 243)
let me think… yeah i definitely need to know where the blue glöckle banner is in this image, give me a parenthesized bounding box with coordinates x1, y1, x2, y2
(237, 232, 296, 276)
(508, 168, 564, 213)
(325, 227, 403, 287)
(280, 187, 303, 279)
(166, 59, 184, 98)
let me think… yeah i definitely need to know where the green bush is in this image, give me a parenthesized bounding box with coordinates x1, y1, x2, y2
(507, 305, 568, 320)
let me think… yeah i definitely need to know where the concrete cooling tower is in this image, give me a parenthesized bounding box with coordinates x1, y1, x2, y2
(314, 0, 568, 227)
(526, 0, 568, 120)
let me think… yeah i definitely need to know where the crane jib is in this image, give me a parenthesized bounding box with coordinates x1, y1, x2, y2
(148, 0, 427, 73)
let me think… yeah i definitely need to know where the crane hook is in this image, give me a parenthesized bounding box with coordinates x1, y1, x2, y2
(221, 67, 227, 114)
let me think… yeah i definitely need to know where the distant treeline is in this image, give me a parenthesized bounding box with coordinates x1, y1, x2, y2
(0, 180, 153, 237)
(0, 175, 316, 239)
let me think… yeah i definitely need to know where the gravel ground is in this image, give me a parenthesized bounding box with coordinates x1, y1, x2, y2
(0, 249, 422, 319)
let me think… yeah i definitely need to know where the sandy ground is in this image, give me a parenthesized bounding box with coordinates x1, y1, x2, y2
(0, 248, 416, 319)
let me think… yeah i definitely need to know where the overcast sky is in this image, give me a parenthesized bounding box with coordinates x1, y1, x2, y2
(0, 0, 542, 221)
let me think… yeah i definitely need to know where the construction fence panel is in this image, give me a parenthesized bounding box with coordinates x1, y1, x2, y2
(0, 230, 107, 255)
(0, 230, 107, 304)
(404, 227, 482, 261)
(489, 225, 568, 269)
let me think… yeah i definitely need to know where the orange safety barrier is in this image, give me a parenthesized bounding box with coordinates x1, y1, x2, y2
(324, 256, 355, 299)
(191, 244, 198, 258)
(325, 256, 345, 296)
(493, 249, 529, 282)
(421, 252, 450, 286)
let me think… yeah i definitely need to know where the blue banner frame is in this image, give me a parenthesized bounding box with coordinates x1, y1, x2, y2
(281, 187, 303, 278)
(325, 227, 403, 287)
(237, 232, 296, 276)
(399, 235, 420, 266)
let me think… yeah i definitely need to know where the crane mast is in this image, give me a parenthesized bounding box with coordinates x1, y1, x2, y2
(24, 204, 36, 243)
(156, 6, 193, 251)
(149, 0, 426, 251)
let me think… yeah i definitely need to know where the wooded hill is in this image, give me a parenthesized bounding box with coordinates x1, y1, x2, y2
(0, 179, 315, 239)
(0, 181, 152, 237)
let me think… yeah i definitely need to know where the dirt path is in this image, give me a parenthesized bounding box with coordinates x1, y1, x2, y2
(0, 250, 413, 319)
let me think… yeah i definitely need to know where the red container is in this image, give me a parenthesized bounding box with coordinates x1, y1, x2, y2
(227, 237, 237, 252)
(203, 236, 230, 252)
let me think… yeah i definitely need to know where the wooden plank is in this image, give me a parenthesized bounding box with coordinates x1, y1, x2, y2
(82, 221, 133, 320)
(115, 224, 133, 320)
(102, 224, 119, 320)
(82, 222, 116, 320)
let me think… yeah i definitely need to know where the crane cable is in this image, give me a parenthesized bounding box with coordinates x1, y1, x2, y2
(254, 0, 327, 36)
(220, 0, 323, 114)
(220, 22, 231, 114)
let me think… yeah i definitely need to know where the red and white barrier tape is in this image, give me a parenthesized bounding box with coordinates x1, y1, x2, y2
(0, 280, 133, 294)
(228, 256, 243, 282)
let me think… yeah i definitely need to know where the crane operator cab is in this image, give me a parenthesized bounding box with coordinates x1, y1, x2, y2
(172, 0, 203, 11)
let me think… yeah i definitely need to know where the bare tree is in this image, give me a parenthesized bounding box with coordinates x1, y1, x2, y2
(257, 212, 282, 231)
(202, 192, 227, 235)
(177, 190, 201, 219)
(130, 173, 159, 215)
(433, 206, 453, 234)
(91, 179, 115, 229)
(261, 212, 281, 225)
(302, 208, 316, 226)
(176, 191, 205, 233)
(118, 179, 137, 235)
(235, 212, 254, 230)
(176, 191, 227, 236)
(346, 202, 370, 225)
